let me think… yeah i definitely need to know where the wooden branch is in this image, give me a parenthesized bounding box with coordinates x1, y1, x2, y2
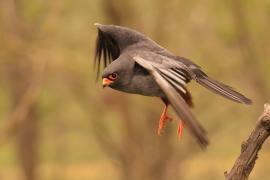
(225, 103, 270, 180)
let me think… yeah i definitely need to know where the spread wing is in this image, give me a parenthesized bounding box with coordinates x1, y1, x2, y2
(133, 55, 209, 148)
(94, 28, 120, 79)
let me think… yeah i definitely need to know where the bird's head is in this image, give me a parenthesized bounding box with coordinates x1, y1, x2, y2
(94, 23, 156, 91)
(101, 56, 134, 89)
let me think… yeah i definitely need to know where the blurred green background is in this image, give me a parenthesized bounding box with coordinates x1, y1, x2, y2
(0, 0, 269, 180)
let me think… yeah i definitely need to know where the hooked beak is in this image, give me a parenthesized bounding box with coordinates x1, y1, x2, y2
(102, 78, 113, 88)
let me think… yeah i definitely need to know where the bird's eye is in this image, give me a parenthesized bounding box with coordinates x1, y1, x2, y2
(108, 73, 118, 80)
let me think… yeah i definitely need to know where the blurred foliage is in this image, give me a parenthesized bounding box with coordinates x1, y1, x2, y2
(0, 0, 269, 180)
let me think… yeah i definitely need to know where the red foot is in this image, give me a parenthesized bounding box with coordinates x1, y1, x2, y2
(177, 120, 185, 138)
(158, 115, 172, 135)
(158, 105, 173, 135)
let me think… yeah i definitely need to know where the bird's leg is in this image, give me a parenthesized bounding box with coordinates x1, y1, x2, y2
(177, 120, 185, 138)
(158, 104, 173, 135)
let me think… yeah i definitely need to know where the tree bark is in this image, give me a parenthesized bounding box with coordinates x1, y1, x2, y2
(225, 103, 270, 180)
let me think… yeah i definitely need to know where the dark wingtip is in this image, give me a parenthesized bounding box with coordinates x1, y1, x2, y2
(233, 92, 252, 105)
(93, 23, 120, 82)
(242, 98, 252, 105)
(196, 135, 209, 150)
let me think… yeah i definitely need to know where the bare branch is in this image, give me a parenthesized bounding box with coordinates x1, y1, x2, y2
(225, 103, 270, 180)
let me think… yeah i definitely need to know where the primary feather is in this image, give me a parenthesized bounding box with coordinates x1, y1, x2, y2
(191, 69, 252, 104)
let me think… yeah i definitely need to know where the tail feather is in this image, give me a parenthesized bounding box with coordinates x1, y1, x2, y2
(193, 70, 252, 105)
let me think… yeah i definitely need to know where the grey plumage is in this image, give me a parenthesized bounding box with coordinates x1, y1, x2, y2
(94, 23, 252, 147)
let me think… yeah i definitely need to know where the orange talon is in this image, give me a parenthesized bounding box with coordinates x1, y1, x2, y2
(177, 120, 185, 138)
(158, 105, 173, 135)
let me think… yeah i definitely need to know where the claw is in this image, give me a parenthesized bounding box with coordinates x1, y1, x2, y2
(157, 105, 173, 135)
(177, 120, 185, 138)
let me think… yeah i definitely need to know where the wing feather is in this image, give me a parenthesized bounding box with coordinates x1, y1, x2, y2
(94, 29, 120, 79)
(190, 68, 252, 104)
(159, 70, 187, 94)
(160, 69, 187, 85)
(168, 69, 186, 81)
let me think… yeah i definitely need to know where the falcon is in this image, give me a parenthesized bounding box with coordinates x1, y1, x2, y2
(94, 23, 252, 147)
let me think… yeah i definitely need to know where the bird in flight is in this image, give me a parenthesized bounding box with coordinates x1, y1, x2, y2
(93, 23, 251, 147)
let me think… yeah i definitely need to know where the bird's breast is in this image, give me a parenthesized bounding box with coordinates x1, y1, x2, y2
(113, 73, 165, 97)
